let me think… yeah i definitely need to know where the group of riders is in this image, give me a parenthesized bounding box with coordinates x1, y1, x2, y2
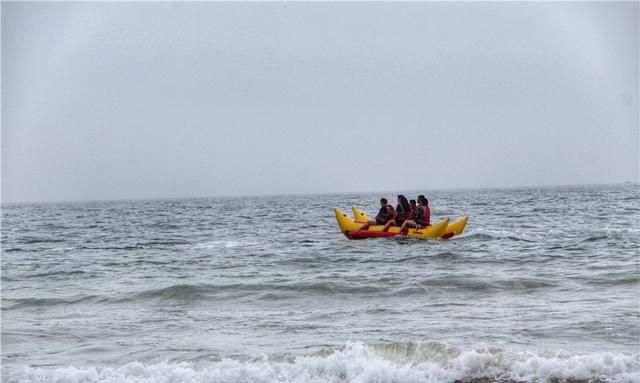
(359, 194, 431, 234)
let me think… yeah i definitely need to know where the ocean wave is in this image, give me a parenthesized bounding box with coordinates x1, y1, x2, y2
(18, 238, 67, 245)
(583, 271, 640, 287)
(3, 295, 98, 309)
(127, 282, 384, 301)
(126, 276, 556, 302)
(392, 277, 556, 295)
(7, 275, 560, 309)
(2, 248, 25, 253)
(26, 270, 87, 278)
(5, 342, 638, 383)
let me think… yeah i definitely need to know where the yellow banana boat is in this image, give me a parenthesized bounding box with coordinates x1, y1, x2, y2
(338, 207, 468, 240)
(352, 207, 468, 238)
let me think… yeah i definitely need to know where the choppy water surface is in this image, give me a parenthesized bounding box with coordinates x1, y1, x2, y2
(2, 184, 639, 383)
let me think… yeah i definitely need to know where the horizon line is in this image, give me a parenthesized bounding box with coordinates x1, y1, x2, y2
(1, 180, 638, 206)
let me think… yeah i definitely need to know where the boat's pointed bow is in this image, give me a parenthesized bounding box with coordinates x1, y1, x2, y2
(352, 207, 370, 223)
(334, 208, 360, 239)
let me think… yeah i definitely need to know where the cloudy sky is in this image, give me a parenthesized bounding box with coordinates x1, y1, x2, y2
(2, 2, 638, 203)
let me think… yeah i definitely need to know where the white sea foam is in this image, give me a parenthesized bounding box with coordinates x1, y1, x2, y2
(469, 228, 541, 242)
(193, 240, 259, 249)
(7, 343, 639, 383)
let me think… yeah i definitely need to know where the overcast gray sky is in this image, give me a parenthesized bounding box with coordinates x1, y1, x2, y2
(2, 2, 638, 203)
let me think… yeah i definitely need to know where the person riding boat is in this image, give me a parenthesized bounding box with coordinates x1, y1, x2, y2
(357, 198, 395, 231)
(409, 199, 417, 220)
(400, 195, 431, 234)
(382, 195, 412, 232)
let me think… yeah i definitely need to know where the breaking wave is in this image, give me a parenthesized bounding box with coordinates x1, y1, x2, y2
(5, 342, 638, 383)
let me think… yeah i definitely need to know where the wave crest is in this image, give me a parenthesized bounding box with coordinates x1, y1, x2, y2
(6, 342, 639, 383)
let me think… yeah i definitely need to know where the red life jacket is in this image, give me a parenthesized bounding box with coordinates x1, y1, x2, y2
(386, 205, 395, 216)
(416, 205, 431, 226)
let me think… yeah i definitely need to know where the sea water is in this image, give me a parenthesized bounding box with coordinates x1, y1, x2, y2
(2, 184, 639, 382)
